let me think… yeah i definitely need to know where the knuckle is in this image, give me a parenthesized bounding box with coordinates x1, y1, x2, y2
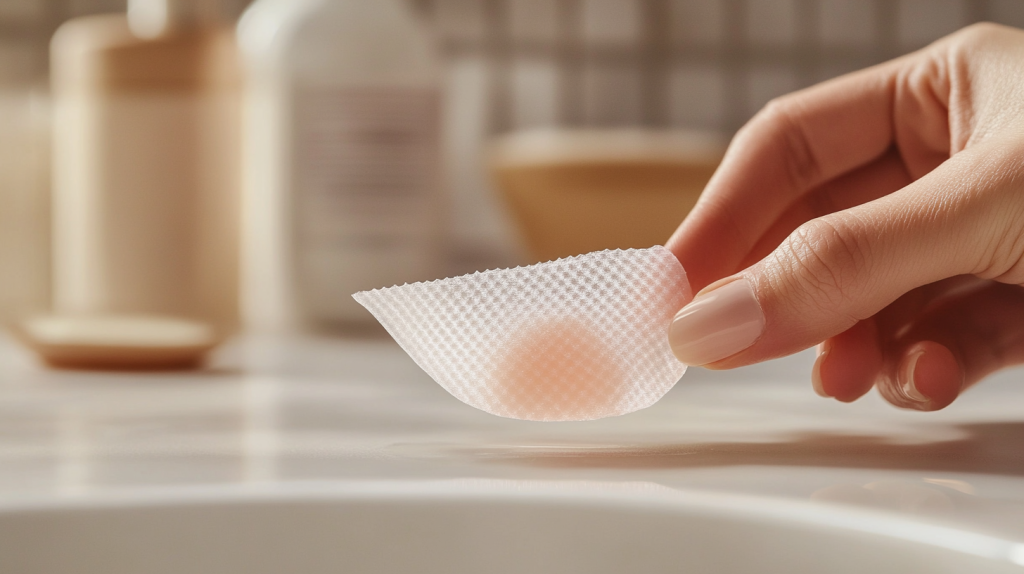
(771, 217, 870, 316)
(978, 203, 1024, 284)
(955, 144, 1024, 282)
(751, 97, 823, 190)
(951, 22, 1003, 45)
(941, 22, 1014, 63)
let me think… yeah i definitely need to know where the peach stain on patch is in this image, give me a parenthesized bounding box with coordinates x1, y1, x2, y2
(488, 318, 627, 421)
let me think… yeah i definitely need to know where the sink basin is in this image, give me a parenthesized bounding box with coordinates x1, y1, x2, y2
(0, 481, 1021, 574)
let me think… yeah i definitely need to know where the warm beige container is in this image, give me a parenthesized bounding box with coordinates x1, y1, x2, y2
(489, 129, 726, 263)
(0, 91, 50, 327)
(50, 5, 241, 338)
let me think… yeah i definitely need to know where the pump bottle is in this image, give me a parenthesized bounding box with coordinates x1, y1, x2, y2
(50, 0, 241, 336)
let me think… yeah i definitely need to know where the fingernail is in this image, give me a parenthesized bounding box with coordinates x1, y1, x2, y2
(668, 277, 765, 366)
(811, 342, 831, 398)
(894, 342, 963, 411)
(896, 346, 931, 407)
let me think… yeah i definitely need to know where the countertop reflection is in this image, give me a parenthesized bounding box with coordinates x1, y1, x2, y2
(1, 333, 1023, 539)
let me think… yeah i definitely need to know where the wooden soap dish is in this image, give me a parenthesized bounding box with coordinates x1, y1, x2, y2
(15, 315, 218, 370)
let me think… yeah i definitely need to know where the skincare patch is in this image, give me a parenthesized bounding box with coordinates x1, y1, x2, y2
(354, 246, 691, 421)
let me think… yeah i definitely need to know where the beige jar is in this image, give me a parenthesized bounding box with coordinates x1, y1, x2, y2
(50, 4, 241, 336)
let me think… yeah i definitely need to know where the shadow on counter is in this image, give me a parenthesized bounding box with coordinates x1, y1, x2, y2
(427, 423, 1024, 477)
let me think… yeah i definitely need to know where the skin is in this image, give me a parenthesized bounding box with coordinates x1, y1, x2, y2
(666, 23, 1024, 411)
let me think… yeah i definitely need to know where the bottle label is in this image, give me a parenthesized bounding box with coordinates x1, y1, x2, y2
(292, 86, 440, 322)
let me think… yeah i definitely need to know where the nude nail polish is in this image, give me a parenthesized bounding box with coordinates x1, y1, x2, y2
(890, 342, 963, 411)
(896, 346, 931, 407)
(668, 277, 765, 366)
(811, 342, 831, 398)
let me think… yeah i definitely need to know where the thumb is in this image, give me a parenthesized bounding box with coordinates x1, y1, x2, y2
(667, 142, 1019, 367)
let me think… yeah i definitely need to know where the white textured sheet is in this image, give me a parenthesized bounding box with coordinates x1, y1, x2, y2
(354, 247, 691, 421)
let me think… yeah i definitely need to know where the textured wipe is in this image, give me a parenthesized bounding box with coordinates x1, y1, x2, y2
(353, 247, 692, 421)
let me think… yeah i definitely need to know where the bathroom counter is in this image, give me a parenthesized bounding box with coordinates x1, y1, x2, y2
(1, 333, 1023, 541)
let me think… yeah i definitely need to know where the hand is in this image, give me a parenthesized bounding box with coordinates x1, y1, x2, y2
(665, 23, 1024, 411)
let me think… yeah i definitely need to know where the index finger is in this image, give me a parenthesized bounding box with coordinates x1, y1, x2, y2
(667, 60, 903, 291)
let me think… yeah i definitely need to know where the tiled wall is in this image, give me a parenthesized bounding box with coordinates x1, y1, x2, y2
(5, 0, 1023, 131)
(413, 0, 1024, 134)
(408, 0, 1024, 264)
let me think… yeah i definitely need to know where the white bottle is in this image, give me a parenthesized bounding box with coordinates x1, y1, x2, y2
(238, 0, 443, 332)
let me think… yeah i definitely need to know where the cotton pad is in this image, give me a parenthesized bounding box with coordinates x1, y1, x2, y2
(353, 246, 692, 421)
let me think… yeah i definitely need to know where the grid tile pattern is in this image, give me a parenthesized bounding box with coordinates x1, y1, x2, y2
(409, 0, 1017, 264)
(1, 0, 1020, 266)
(0, 0, 1016, 131)
(412, 0, 1013, 133)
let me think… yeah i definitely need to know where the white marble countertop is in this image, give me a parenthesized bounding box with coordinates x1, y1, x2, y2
(1, 332, 1023, 541)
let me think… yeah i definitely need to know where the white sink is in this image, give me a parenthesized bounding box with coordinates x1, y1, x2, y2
(0, 481, 1021, 574)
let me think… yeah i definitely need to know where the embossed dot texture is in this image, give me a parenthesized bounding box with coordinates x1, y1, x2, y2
(353, 246, 692, 421)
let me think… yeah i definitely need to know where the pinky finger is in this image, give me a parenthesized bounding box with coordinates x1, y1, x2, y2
(880, 340, 963, 411)
(876, 283, 1024, 411)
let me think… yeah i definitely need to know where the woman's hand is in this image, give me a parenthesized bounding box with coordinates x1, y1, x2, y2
(665, 23, 1024, 411)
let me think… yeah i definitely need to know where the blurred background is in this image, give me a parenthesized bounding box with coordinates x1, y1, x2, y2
(2, 0, 1024, 345)
(6, 0, 1013, 269)
(0, 0, 1022, 124)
